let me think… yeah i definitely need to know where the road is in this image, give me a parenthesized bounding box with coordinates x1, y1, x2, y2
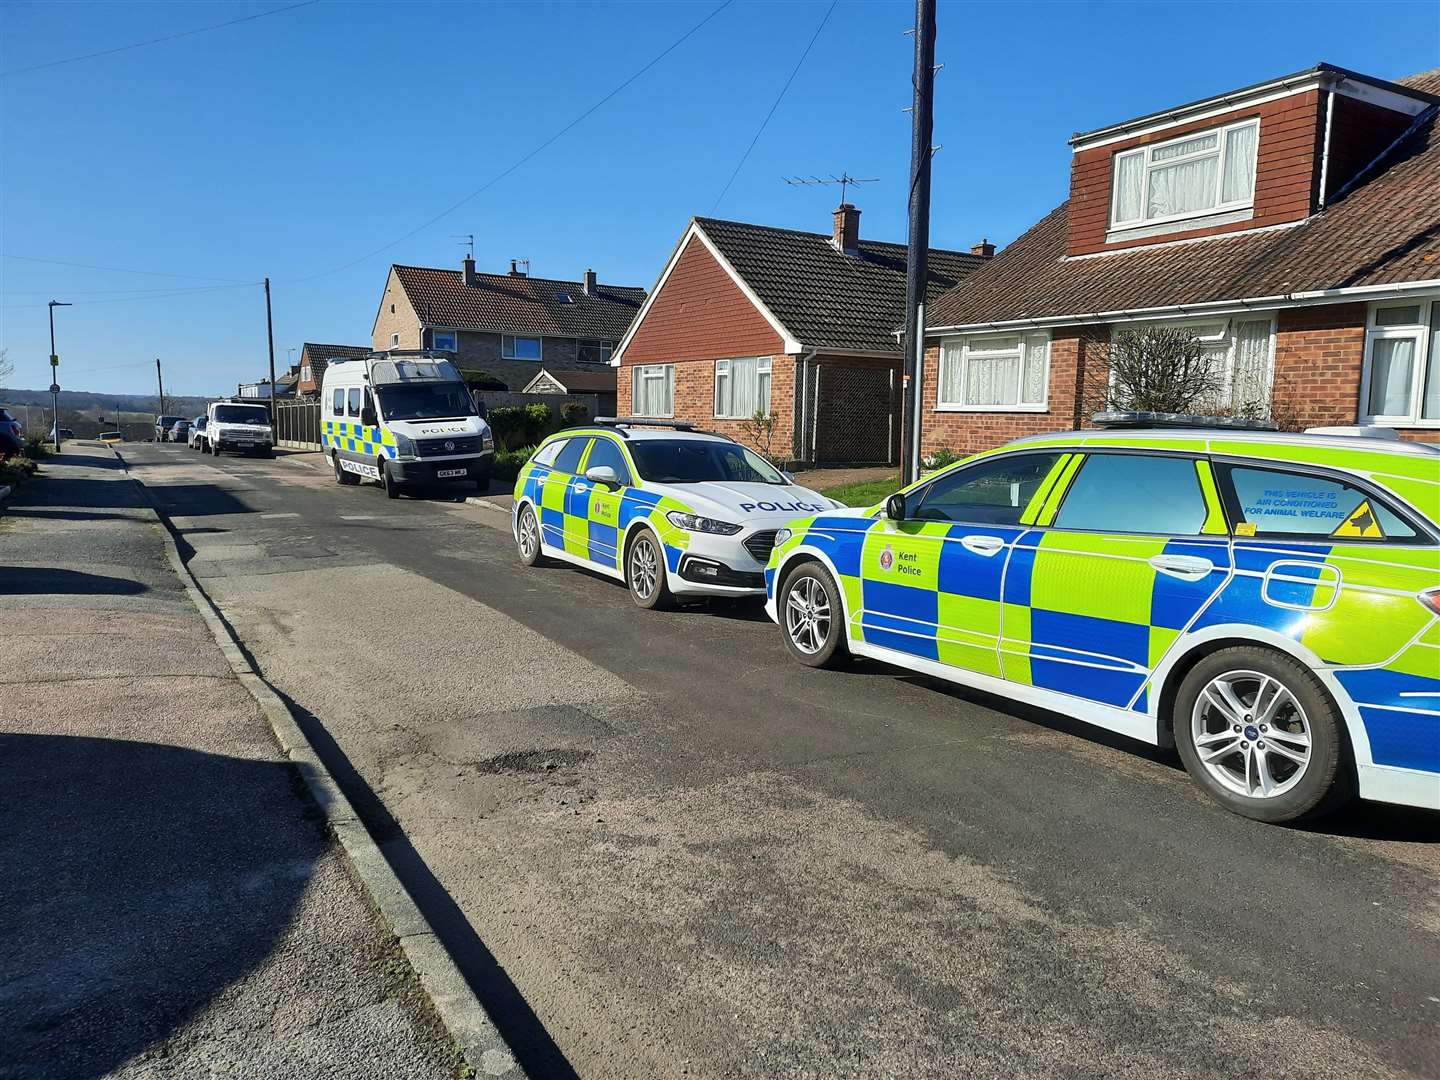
(120, 440, 1440, 1080)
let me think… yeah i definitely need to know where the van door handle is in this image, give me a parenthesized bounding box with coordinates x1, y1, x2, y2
(1149, 554, 1213, 580)
(960, 535, 1006, 557)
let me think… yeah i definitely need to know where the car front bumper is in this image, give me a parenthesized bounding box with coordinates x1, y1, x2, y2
(390, 453, 493, 485)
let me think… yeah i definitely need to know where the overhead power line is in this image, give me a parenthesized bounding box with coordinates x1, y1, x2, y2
(0, 0, 320, 78)
(290, 0, 735, 284)
(711, 0, 837, 214)
(1, 253, 251, 283)
(2, 281, 260, 310)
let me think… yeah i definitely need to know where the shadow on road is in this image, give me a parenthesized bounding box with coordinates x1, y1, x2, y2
(0, 733, 316, 1080)
(8, 475, 145, 512)
(0, 566, 148, 596)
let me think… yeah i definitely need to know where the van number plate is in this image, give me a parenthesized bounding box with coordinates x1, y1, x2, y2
(437, 468, 468, 479)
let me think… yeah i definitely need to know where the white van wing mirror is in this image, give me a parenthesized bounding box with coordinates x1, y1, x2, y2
(585, 465, 620, 487)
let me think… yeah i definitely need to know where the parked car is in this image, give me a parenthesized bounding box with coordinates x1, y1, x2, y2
(167, 419, 191, 443)
(0, 408, 22, 459)
(204, 400, 273, 457)
(154, 415, 185, 441)
(513, 419, 837, 607)
(764, 422, 1440, 824)
(187, 416, 207, 449)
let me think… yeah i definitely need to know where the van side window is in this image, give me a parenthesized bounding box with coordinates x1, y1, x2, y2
(332, 388, 344, 415)
(531, 440, 563, 467)
(1218, 464, 1417, 541)
(552, 438, 589, 475)
(584, 438, 631, 485)
(1054, 454, 1208, 535)
(347, 388, 361, 416)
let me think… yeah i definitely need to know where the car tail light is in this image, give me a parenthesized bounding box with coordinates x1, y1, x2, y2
(1420, 588, 1440, 616)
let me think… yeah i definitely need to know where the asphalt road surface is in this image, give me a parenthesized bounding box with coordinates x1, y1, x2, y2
(121, 441, 1440, 1080)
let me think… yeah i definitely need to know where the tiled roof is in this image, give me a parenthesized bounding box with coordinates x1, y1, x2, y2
(532, 367, 616, 394)
(301, 342, 371, 362)
(694, 217, 986, 353)
(392, 266, 645, 341)
(930, 70, 1440, 329)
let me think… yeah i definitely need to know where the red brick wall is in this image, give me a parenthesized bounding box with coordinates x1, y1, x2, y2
(918, 327, 1109, 456)
(1068, 91, 1322, 256)
(616, 356, 796, 454)
(622, 234, 783, 364)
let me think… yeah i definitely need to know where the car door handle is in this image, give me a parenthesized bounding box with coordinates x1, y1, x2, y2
(1149, 554, 1214, 580)
(573, 482, 589, 493)
(960, 535, 1006, 557)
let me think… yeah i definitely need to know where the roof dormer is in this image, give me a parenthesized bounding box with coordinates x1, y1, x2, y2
(1066, 64, 1437, 257)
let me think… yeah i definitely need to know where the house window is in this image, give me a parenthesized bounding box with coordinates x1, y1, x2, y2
(300, 364, 311, 383)
(502, 335, 542, 361)
(1361, 298, 1440, 425)
(937, 332, 1050, 411)
(1110, 118, 1259, 231)
(631, 364, 675, 417)
(714, 357, 772, 419)
(431, 331, 457, 353)
(1123, 316, 1275, 413)
(390, 333, 400, 347)
(577, 340, 614, 365)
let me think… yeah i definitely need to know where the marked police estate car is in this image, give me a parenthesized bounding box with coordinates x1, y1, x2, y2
(513, 419, 837, 607)
(764, 423, 1440, 823)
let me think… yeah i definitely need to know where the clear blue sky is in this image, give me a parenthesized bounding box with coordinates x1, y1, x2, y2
(2, 0, 1435, 397)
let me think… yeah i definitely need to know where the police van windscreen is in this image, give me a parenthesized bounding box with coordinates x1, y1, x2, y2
(628, 440, 785, 485)
(212, 405, 270, 424)
(374, 382, 476, 422)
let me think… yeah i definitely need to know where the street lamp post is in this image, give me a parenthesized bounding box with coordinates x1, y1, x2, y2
(48, 300, 71, 452)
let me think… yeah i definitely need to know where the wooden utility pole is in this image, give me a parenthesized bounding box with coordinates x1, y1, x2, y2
(264, 277, 277, 424)
(155, 358, 165, 418)
(899, 0, 937, 485)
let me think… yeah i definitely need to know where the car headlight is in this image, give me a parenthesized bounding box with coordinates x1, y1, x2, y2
(774, 528, 793, 547)
(481, 428, 495, 451)
(665, 510, 742, 535)
(394, 432, 418, 459)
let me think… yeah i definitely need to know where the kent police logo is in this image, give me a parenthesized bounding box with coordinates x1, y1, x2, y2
(879, 544, 894, 571)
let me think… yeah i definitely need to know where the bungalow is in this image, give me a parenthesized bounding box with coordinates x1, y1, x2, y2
(613, 207, 988, 466)
(372, 257, 645, 390)
(297, 343, 371, 398)
(920, 63, 1440, 456)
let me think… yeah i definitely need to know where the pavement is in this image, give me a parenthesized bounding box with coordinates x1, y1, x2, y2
(104, 442, 1440, 1079)
(0, 446, 457, 1080)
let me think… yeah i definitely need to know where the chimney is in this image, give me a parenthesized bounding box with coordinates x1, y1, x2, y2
(832, 204, 860, 254)
(509, 259, 527, 277)
(582, 268, 597, 296)
(462, 255, 479, 287)
(971, 238, 996, 259)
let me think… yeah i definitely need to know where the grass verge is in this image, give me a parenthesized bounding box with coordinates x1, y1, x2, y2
(819, 475, 901, 508)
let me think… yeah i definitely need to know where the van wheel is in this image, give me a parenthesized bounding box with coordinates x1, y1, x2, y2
(1173, 646, 1352, 823)
(779, 560, 848, 668)
(333, 453, 358, 486)
(516, 504, 547, 566)
(625, 529, 675, 610)
(381, 459, 401, 499)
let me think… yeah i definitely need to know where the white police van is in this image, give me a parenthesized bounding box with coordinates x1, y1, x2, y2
(320, 351, 494, 499)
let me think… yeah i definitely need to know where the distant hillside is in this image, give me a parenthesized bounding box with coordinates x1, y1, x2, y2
(0, 386, 212, 417)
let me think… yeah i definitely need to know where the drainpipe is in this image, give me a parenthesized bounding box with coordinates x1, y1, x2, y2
(794, 348, 817, 464)
(1317, 83, 1337, 210)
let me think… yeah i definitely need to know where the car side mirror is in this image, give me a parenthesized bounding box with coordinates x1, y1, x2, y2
(781, 470, 795, 483)
(585, 465, 621, 488)
(360, 407, 377, 427)
(884, 492, 907, 521)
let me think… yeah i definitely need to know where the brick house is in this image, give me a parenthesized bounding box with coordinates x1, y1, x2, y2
(372, 258, 644, 390)
(613, 207, 987, 466)
(297, 343, 371, 398)
(919, 63, 1440, 457)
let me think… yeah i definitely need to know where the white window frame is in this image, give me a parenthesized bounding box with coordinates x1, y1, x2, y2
(631, 364, 675, 418)
(936, 331, 1051, 412)
(1109, 118, 1260, 232)
(390, 332, 400, 348)
(1120, 315, 1277, 413)
(1359, 297, 1440, 427)
(579, 339, 614, 365)
(714, 356, 773, 419)
(431, 330, 458, 353)
(502, 334, 543, 361)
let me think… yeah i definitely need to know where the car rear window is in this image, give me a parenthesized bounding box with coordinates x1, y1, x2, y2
(1219, 465, 1418, 541)
(1054, 453, 1209, 536)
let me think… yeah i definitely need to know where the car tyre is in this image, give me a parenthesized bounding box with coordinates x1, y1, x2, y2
(778, 560, 848, 668)
(381, 459, 401, 499)
(1173, 646, 1353, 823)
(333, 452, 359, 486)
(625, 528, 675, 610)
(516, 504, 548, 566)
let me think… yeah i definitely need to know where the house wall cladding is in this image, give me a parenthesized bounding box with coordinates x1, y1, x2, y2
(621, 235, 784, 364)
(1067, 90, 1322, 257)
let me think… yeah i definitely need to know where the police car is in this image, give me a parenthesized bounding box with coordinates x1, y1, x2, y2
(764, 421, 1440, 824)
(512, 419, 837, 607)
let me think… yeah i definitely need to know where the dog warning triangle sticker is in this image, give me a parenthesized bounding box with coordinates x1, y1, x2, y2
(1331, 500, 1384, 539)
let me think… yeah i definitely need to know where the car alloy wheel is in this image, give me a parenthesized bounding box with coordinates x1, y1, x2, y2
(518, 507, 540, 561)
(1190, 669, 1312, 800)
(785, 573, 831, 656)
(629, 535, 659, 599)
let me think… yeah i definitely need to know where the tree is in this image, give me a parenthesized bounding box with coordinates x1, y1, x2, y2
(738, 408, 779, 464)
(1099, 326, 1224, 414)
(0, 348, 12, 388)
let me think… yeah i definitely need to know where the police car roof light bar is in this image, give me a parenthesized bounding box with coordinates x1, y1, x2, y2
(1091, 410, 1279, 432)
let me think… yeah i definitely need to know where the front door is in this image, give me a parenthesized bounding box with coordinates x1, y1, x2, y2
(537, 436, 592, 555)
(577, 435, 632, 570)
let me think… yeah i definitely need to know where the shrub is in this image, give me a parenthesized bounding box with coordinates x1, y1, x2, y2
(560, 401, 589, 428)
(493, 444, 538, 483)
(1104, 326, 1224, 414)
(920, 448, 961, 471)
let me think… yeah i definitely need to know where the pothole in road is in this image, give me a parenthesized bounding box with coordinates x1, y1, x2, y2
(472, 748, 594, 775)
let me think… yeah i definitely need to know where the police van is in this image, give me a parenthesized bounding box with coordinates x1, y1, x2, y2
(321, 351, 495, 498)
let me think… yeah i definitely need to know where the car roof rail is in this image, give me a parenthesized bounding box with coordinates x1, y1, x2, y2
(594, 416, 735, 441)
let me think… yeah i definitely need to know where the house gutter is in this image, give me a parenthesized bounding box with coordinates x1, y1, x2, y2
(927, 279, 1440, 336)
